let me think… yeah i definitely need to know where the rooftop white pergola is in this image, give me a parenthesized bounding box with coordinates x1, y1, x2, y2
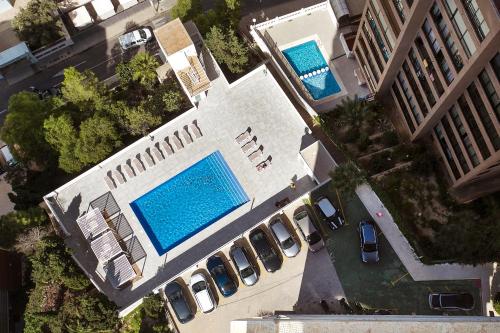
(90, 230, 122, 262)
(76, 208, 108, 240)
(105, 253, 137, 288)
(91, 0, 115, 21)
(68, 6, 94, 29)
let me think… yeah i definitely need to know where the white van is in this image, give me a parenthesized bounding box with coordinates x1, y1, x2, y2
(0, 145, 17, 166)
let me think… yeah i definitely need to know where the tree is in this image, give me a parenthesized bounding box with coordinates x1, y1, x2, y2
(14, 226, 50, 255)
(61, 67, 107, 112)
(142, 294, 165, 319)
(122, 104, 162, 136)
(0, 92, 54, 166)
(329, 161, 367, 197)
(129, 52, 160, 89)
(44, 114, 83, 173)
(336, 96, 369, 129)
(205, 26, 248, 74)
(0, 207, 47, 249)
(75, 116, 121, 165)
(11, 0, 63, 50)
(162, 90, 183, 113)
(171, 0, 202, 20)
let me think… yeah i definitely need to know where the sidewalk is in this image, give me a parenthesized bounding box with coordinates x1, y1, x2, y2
(355, 184, 497, 316)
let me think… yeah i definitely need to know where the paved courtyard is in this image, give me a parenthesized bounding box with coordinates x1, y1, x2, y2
(168, 196, 345, 333)
(45, 65, 319, 309)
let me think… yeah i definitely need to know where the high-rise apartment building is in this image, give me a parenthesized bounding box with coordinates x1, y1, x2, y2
(353, 0, 500, 201)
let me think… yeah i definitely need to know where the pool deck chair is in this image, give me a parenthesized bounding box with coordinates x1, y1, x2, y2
(190, 121, 202, 138)
(143, 152, 155, 167)
(104, 175, 116, 190)
(112, 169, 126, 184)
(182, 127, 193, 144)
(172, 134, 184, 150)
(236, 128, 251, 144)
(161, 140, 174, 156)
(151, 146, 164, 161)
(123, 164, 135, 178)
(248, 147, 263, 162)
(241, 137, 257, 153)
(132, 157, 145, 173)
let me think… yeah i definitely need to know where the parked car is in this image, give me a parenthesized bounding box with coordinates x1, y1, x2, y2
(293, 210, 324, 253)
(314, 196, 344, 230)
(206, 255, 237, 297)
(269, 217, 300, 257)
(164, 281, 194, 324)
(358, 220, 379, 263)
(229, 245, 259, 286)
(429, 292, 474, 311)
(190, 273, 216, 313)
(249, 228, 282, 273)
(119, 28, 153, 49)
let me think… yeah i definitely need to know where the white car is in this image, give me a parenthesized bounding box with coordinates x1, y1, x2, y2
(118, 28, 152, 50)
(190, 273, 216, 313)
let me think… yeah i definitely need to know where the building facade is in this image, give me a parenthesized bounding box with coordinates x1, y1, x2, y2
(353, 0, 500, 201)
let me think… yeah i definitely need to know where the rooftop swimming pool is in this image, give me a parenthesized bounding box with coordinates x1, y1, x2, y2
(130, 151, 249, 255)
(282, 40, 341, 100)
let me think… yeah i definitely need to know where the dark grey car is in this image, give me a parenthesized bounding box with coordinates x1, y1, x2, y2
(164, 281, 194, 324)
(358, 220, 379, 263)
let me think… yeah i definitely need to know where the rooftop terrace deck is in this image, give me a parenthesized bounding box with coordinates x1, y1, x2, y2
(45, 64, 318, 309)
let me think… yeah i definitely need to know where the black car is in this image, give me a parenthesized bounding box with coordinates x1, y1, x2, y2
(206, 255, 238, 297)
(164, 281, 194, 324)
(249, 228, 282, 272)
(429, 293, 474, 310)
(314, 196, 344, 230)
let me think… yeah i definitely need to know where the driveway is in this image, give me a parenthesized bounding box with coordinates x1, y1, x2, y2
(166, 202, 345, 333)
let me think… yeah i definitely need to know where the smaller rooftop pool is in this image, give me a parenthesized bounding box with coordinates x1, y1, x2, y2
(282, 40, 341, 100)
(130, 151, 249, 255)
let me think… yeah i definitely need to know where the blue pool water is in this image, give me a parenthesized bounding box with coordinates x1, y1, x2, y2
(130, 151, 249, 255)
(282, 40, 341, 100)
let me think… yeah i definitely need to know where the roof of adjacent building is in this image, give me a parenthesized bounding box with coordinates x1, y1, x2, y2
(177, 55, 211, 97)
(155, 18, 193, 56)
(300, 140, 338, 184)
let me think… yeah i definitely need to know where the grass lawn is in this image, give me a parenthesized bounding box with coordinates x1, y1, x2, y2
(310, 182, 482, 316)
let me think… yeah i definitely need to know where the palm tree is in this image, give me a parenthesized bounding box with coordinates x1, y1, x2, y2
(130, 52, 160, 89)
(329, 161, 367, 197)
(336, 95, 369, 129)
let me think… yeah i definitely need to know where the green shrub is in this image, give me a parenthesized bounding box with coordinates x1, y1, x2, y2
(368, 151, 394, 174)
(0, 207, 47, 248)
(381, 130, 399, 147)
(343, 127, 359, 143)
(142, 293, 165, 319)
(357, 132, 371, 152)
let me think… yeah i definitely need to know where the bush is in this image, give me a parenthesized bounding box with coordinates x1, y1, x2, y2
(343, 127, 359, 143)
(142, 293, 165, 319)
(0, 207, 47, 249)
(368, 151, 394, 174)
(381, 130, 399, 147)
(356, 132, 371, 152)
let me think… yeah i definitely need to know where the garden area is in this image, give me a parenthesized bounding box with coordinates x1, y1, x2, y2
(318, 97, 500, 265)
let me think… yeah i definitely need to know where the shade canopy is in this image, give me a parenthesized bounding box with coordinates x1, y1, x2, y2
(105, 254, 136, 288)
(76, 208, 108, 240)
(91, 0, 115, 20)
(90, 230, 122, 262)
(68, 6, 93, 29)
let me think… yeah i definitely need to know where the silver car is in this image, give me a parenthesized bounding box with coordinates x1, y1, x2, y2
(269, 217, 300, 257)
(229, 245, 258, 286)
(293, 209, 324, 253)
(118, 28, 153, 50)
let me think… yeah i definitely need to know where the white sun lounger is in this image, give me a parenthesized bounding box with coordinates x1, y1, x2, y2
(123, 164, 135, 178)
(132, 157, 145, 172)
(104, 175, 116, 190)
(182, 127, 193, 144)
(236, 129, 251, 144)
(190, 122, 202, 138)
(241, 139, 256, 153)
(172, 134, 184, 150)
(161, 141, 174, 156)
(143, 152, 155, 167)
(151, 146, 164, 161)
(112, 169, 126, 184)
(248, 148, 263, 162)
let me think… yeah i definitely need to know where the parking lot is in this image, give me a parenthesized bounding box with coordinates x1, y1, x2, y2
(165, 198, 345, 333)
(311, 183, 482, 316)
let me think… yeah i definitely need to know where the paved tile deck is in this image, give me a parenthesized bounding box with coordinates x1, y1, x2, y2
(46, 65, 318, 309)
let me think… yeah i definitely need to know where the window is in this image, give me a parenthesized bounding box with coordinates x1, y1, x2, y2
(462, 0, 489, 41)
(490, 53, 500, 82)
(422, 19, 454, 84)
(467, 82, 500, 150)
(457, 95, 491, 159)
(441, 117, 470, 174)
(434, 124, 461, 179)
(358, 37, 380, 82)
(392, 83, 416, 133)
(393, 0, 405, 22)
(414, 36, 445, 96)
(367, 10, 391, 61)
(408, 48, 436, 107)
(430, 3, 463, 71)
(402, 61, 429, 116)
(397, 72, 423, 124)
(371, 0, 395, 50)
(478, 70, 500, 122)
(449, 105, 479, 166)
(443, 0, 476, 57)
(362, 24, 384, 72)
